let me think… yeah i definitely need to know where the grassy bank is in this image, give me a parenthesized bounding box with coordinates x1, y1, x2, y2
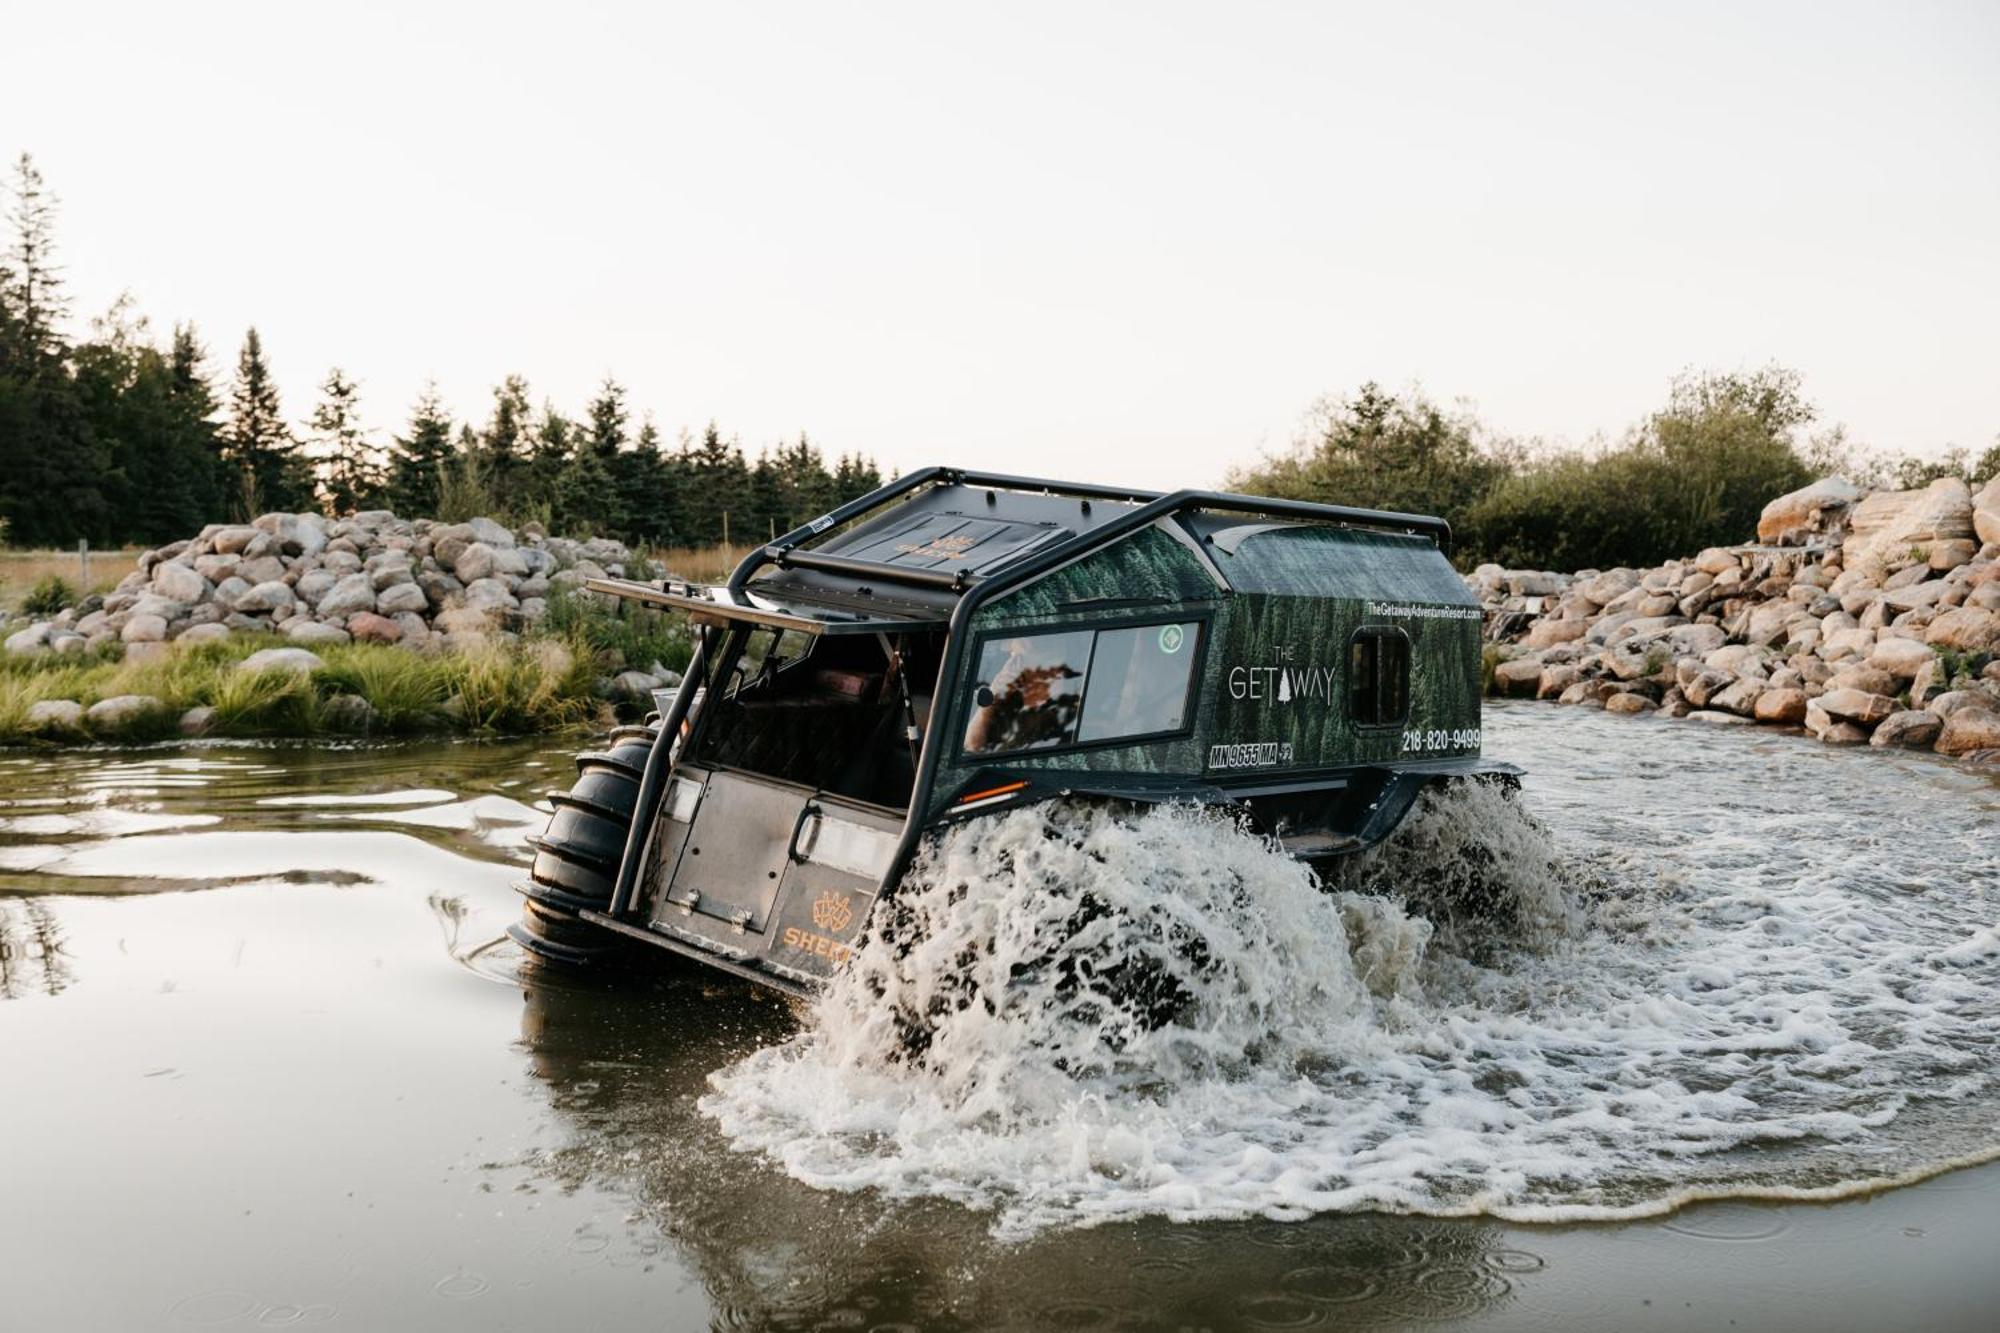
(0, 590, 694, 746)
(2, 637, 611, 744)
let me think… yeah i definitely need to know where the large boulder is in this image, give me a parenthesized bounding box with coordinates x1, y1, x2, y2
(211, 576, 253, 611)
(1667, 623, 1729, 658)
(466, 516, 515, 548)
(1814, 687, 1896, 727)
(1826, 664, 1899, 697)
(239, 647, 326, 675)
(1843, 478, 1975, 575)
(234, 580, 297, 616)
(1753, 688, 1808, 724)
(368, 555, 415, 592)
(1758, 477, 1865, 544)
(1868, 636, 1936, 680)
(288, 621, 352, 646)
(1871, 710, 1943, 749)
(461, 577, 518, 612)
(1935, 705, 2000, 758)
(85, 694, 166, 731)
(1492, 658, 1545, 696)
(1709, 678, 1766, 716)
(237, 555, 286, 585)
(295, 568, 338, 607)
(1682, 669, 1733, 709)
(320, 694, 379, 733)
(5, 623, 50, 657)
(453, 542, 498, 583)
(1505, 571, 1564, 597)
(24, 699, 85, 731)
(1974, 475, 2000, 549)
(211, 525, 260, 555)
(316, 574, 377, 619)
(121, 614, 168, 644)
(1925, 607, 2000, 655)
(377, 581, 429, 615)
(347, 612, 403, 644)
(150, 561, 209, 604)
(252, 511, 329, 560)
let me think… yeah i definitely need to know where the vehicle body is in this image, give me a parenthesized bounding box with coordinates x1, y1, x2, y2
(512, 468, 1515, 996)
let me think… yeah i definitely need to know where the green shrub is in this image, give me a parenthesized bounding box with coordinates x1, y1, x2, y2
(1233, 367, 1818, 572)
(444, 639, 600, 734)
(22, 575, 75, 616)
(1228, 382, 1514, 559)
(542, 585, 691, 673)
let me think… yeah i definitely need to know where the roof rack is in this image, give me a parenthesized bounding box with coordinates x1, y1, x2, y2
(728, 468, 1452, 597)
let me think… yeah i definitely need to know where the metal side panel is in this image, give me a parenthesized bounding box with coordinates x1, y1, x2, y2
(650, 769, 803, 933)
(639, 765, 708, 917)
(761, 800, 902, 984)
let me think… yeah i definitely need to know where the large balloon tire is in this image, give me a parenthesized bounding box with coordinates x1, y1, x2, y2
(509, 722, 659, 968)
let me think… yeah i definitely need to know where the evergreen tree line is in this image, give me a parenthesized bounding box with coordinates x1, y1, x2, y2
(0, 154, 882, 549)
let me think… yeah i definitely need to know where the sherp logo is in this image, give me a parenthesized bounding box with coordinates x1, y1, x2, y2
(810, 892, 854, 934)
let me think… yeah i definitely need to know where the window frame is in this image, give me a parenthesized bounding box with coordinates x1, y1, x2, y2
(1347, 624, 1412, 730)
(957, 610, 1213, 763)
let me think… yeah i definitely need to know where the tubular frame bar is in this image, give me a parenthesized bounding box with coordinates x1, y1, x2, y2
(761, 548, 969, 591)
(605, 625, 710, 919)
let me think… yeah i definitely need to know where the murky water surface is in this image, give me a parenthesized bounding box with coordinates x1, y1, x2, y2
(3, 704, 1997, 1331)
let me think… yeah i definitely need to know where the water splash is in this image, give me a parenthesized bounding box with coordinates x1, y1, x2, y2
(704, 782, 2000, 1237)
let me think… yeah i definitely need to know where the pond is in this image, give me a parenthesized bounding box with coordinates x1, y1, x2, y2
(3, 704, 1997, 1330)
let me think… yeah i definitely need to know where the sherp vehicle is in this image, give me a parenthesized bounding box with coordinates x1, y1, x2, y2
(511, 468, 1513, 993)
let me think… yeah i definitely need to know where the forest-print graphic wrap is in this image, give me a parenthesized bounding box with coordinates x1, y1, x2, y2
(925, 518, 1483, 821)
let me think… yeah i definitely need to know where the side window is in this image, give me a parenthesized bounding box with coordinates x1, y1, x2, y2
(1078, 622, 1200, 742)
(963, 620, 1203, 757)
(962, 630, 1094, 755)
(1349, 627, 1410, 726)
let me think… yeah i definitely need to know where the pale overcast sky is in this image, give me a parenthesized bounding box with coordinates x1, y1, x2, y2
(8, 1, 1996, 489)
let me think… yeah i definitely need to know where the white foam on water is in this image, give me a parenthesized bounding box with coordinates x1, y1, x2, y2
(702, 782, 2000, 1238)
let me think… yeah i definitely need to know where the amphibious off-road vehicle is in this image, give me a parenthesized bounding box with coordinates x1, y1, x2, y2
(512, 468, 1512, 994)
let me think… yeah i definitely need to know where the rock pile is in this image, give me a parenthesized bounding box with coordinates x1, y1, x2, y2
(1475, 474, 2000, 761)
(4, 511, 640, 662)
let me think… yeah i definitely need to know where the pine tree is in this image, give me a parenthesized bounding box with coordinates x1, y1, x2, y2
(557, 377, 625, 536)
(477, 374, 532, 498)
(617, 415, 672, 544)
(832, 451, 883, 500)
(306, 367, 381, 515)
(163, 323, 228, 531)
(527, 402, 574, 515)
(679, 422, 750, 546)
(746, 449, 786, 542)
(0, 153, 107, 545)
(2, 153, 67, 356)
(224, 327, 311, 516)
(385, 382, 455, 518)
(775, 434, 835, 532)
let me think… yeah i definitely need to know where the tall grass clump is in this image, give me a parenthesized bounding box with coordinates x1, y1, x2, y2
(205, 663, 323, 736)
(314, 648, 450, 733)
(444, 639, 600, 734)
(542, 586, 691, 673)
